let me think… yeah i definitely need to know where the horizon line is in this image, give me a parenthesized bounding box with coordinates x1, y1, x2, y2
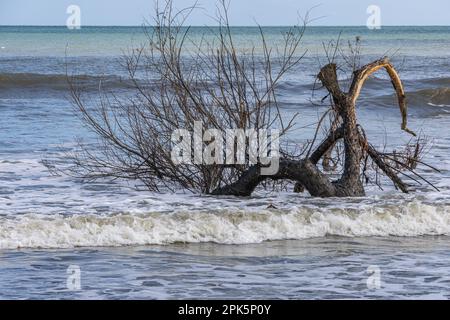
(1, 24, 450, 28)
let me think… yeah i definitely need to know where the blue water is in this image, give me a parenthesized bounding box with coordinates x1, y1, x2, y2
(1, 26, 450, 299)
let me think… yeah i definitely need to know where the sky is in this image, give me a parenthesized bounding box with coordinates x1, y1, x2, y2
(0, 0, 449, 26)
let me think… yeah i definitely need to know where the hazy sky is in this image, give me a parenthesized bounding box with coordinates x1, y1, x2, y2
(0, 0, 449, 26)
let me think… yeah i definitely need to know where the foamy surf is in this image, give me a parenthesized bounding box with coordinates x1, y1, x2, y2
(1, 201, 448, 249)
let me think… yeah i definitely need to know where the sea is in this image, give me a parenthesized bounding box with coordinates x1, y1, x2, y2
(1, 26, 450, 299)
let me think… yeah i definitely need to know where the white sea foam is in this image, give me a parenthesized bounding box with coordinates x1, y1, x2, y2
(1, 201, 449, 249)
(428, 102, 450, 108)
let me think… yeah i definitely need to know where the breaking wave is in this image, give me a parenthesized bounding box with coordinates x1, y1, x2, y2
(2, 72, 450, 106)
(408, 87, 450, 107)
(1, 201, 449, 249)
(0, 72, 132, 91)
(363, 86, 450, 112)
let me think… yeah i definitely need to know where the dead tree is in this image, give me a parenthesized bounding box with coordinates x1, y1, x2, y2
(212, 57, 418, 197)
(59, 1, 435, 197)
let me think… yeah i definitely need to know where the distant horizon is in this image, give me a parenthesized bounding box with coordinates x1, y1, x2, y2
(2, 24, 450, 27)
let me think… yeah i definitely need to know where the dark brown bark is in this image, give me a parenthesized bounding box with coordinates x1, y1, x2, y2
(211, 159, 337, 197)
(365, 142, 409, 193)
(317, 63, 364, 196)
(309, 125, 344, 165)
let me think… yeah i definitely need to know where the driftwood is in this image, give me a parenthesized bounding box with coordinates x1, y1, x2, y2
(212, 57, 416, 197)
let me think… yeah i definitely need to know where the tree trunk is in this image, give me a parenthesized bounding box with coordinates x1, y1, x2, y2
(211, 57, 415, 197)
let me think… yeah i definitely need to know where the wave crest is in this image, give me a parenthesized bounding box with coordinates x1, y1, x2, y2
(0, 72, 130, 91)
(409, 87, 450, 107)
(1, 201, 449, 249)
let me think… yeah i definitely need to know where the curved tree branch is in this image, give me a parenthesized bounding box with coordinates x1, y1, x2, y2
(364, 141, 409, 193)
(211, 159, 337, 197)
(349, 57, 416, 136)
(310, 125, 344, 164)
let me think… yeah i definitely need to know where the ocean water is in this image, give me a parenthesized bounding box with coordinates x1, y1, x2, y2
(1, 26, 450, 299)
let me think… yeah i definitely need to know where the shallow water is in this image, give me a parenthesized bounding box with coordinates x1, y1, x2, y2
(1, 26, 450, 299)
(1, 237, 450, 299)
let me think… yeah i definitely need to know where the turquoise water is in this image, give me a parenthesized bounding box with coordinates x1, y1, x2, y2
(2, 26, 450, 81)
(1, 26, 450, 299)
(1, 26, 450, 57)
